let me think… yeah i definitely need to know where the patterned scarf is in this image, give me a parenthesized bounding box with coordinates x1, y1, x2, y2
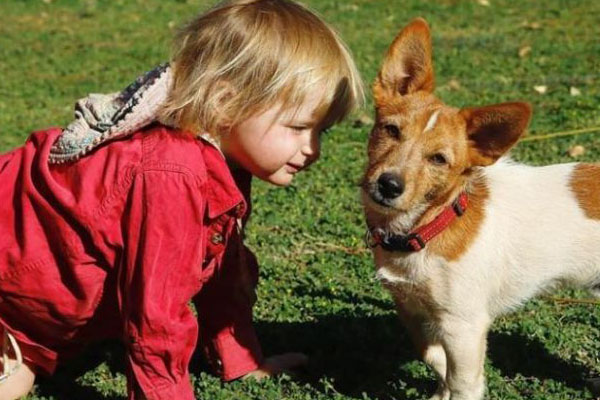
(48, 63, 173, 164)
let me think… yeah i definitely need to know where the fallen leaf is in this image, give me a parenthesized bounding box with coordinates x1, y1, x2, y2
(448, 79, 461, 90)
(522, 20, 542, 30)
(518, 45, 531, 58)
(533, 85, 547, 94)
(498, 75, 511, 84)
(567, 145, 585, 157)
(570, 86, 581, 96)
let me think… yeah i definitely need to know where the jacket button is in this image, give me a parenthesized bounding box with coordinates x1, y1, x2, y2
(232, 204, 243, 218)
(211, 233, 224, 244)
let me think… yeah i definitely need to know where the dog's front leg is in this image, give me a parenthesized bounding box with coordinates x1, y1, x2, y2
(393, 299, 449, 400)
(439, 316, 490, 400)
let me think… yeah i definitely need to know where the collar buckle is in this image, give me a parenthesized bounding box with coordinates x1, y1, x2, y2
(452, 199, 465, 216)
(404, 232, 426, 251)
(379, 231, 425, 252)
(364, 229, 376, 248)
(452, 192, 468, 216)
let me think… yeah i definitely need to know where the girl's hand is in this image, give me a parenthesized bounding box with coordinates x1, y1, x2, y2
(243, 353, 308, 380)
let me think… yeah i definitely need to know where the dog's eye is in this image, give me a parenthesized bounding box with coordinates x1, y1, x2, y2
(429, 153, 448, 165)
(383, 124, 401, 138)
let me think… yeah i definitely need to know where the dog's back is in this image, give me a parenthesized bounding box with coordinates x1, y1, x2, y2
(460, 159, 600, 315)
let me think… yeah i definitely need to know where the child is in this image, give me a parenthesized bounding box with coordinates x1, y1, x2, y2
(0, 0, 363, 399)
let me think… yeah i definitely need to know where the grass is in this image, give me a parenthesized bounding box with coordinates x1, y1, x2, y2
(1, 0, 599, 399)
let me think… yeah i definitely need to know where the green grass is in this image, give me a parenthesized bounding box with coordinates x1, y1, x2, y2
(1, 0, 599, 399)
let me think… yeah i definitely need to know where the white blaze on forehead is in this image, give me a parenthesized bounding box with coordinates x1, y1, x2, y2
(423, 109, 441, 133)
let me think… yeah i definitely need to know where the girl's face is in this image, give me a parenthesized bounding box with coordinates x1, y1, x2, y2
(221, 92, 325, 186)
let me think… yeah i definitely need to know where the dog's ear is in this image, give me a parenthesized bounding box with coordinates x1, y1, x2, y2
(460, 102, 532, 166)
(374, 18, 434, 101)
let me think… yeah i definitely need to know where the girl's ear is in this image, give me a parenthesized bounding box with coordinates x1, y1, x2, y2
(374, 18, 434, 103)
(213, 80, 238, 131)
(460, 102, 532, 166)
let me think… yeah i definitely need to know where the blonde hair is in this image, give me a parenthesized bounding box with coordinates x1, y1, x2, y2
(158, 0, 364, 136)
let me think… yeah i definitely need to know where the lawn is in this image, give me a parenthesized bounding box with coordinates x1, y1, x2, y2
(1, 0, 599, 399)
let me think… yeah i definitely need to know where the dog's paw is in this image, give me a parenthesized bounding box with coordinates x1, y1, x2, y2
(428, 394, 450, 400)
(428, 388, 450, 400)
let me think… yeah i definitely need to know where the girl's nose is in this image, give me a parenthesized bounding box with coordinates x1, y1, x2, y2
(301, 130, 320, 159)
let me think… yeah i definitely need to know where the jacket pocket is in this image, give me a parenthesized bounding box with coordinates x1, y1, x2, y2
(0, 251, 107, 343)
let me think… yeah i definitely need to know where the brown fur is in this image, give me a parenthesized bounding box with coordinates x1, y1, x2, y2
(570, 163, 600, 220)
(424, 176, 490, 261)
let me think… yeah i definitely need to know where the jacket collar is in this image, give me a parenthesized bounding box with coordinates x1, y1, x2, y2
(199, 136, 250, 220)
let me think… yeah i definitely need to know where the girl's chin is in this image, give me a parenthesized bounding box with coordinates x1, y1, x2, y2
(262, 170, 295, 186)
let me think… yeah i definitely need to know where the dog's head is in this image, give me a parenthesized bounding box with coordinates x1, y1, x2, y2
(362, 18, 532, 219)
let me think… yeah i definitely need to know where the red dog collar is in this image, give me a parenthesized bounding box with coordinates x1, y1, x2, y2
(366, 192, 468, 252)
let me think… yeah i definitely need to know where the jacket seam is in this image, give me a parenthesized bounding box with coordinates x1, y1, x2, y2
(88, 162, 205, 224)
(0, 255, 55, 280)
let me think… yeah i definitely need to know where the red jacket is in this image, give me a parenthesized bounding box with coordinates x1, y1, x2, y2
(0, 124, 264, 399)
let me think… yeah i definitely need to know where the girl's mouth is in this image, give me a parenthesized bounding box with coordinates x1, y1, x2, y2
(285, 163, 302, 173)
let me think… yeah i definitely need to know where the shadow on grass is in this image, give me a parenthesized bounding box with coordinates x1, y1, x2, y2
(256, 313, 592, 398)
(256, 313, 435, 399)
(487, 330, 591, 390)
(33, 314, 592, 399)
(34, 341, 127, 400)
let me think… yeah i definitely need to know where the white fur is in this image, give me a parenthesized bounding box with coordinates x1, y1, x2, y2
(458, 159, 600, 316)
(424, 109, 441, 133)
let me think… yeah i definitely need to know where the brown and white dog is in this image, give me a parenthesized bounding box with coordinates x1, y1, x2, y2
(361, 18, 600, 400)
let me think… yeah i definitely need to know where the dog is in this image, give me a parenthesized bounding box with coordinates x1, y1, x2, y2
(361, 18, 600, 400)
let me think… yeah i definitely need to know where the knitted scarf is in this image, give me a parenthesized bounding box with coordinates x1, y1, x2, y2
(48, 63, 173, 164)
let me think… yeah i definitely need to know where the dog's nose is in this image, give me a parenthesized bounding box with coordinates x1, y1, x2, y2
(377, 172, 404, 199)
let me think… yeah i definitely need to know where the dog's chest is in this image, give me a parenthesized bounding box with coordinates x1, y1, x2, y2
(374, 248, 447, 315)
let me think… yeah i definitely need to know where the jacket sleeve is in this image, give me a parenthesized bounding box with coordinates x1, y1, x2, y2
(120, 169, 205, 400)
(193, 232, 264, 381)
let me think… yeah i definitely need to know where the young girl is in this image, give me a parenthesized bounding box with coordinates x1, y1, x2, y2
(0, 0, 363, 399)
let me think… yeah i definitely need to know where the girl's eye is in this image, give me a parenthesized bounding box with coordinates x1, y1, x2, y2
(429, 153, 448, 165)
(383, 124, 401, 138)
